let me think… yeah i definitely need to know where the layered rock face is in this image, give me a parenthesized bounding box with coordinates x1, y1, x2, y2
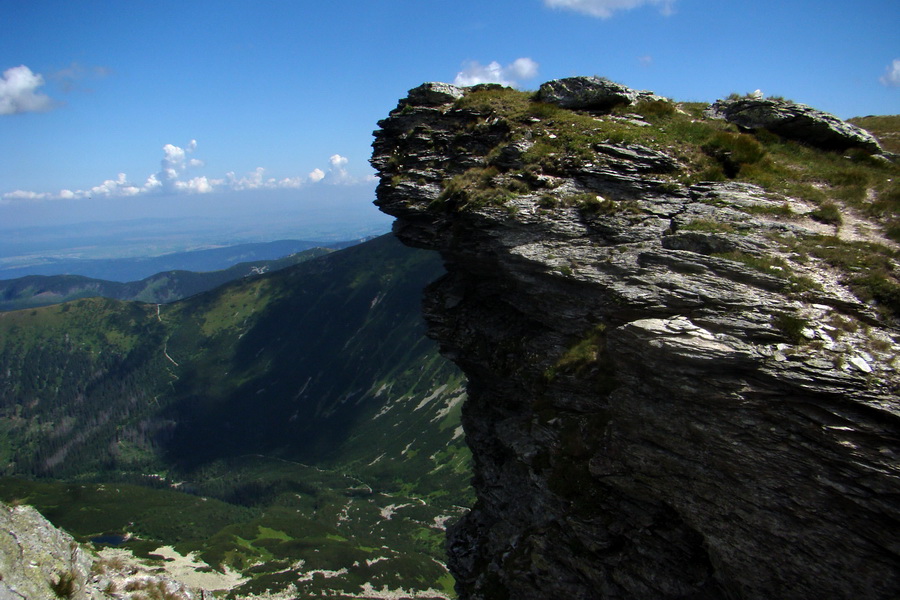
(371, 79, 900, 599)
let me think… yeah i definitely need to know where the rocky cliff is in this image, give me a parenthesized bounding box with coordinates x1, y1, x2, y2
(371, 78, 900, 599)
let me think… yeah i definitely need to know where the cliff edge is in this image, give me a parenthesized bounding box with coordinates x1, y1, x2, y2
(371, 78, 900, 599)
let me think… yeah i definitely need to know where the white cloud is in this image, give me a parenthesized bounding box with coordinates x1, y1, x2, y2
(142, 173, 162, 193)
(880, 59, 900, 87)
(0, 65, 54, 115)
(454, 58, 540, 88)
(544, 0, 675, 19)
(1, 189, 53, 202)
(153, 139, 214, 193)
(507, 58, 539, 81)
(90, 173, 141, 197)
(2, 140, 364, 202)
(162, 142, 188, 168)
(327, 154, 351, 183)
(225, 166, 267, 191)
(455, 61, 504, 87)
(277, 176, 305, 188)
(175, 176, 214, 194)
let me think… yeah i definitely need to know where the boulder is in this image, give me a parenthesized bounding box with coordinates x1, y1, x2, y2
(404, 82, 465, 107)
(537, 76, 667, 110)
(706, 97, 882, 153)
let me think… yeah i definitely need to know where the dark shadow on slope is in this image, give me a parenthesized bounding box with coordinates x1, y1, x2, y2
(160, 234, 447, 472)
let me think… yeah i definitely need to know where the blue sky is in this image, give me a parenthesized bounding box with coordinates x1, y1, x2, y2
(1, 0, 897, 246)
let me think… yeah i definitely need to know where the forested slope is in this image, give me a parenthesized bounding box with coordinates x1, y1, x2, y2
(0, 234, 469, 598)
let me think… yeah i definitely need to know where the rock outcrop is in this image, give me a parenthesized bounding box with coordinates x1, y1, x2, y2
(0, 502, 95, 600)
(372, 81, 900, 599)
(0, 502, 195, 600)
(537, 76, 667, 111)
(706, 96, 883, 153)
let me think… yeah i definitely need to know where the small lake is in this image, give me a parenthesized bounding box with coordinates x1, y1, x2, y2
(90, 534, 127, 546)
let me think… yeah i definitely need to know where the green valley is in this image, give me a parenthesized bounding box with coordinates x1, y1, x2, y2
(0, 234, 469, 598)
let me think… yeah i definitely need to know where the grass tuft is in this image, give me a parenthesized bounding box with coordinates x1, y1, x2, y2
(773, 313, 809, 344)
(701, 131, 767, 178)
(50, 571, 78, 598)
(809, 201, 843, 226)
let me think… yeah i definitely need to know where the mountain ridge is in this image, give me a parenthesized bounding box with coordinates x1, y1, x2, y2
(0, 246, 336, 311)
(0, 237, 367, 282)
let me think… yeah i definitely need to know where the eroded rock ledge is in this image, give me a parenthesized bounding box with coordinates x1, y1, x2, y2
(371, 78, 900, 599)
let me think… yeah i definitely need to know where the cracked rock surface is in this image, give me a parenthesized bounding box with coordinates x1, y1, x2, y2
(372, 81, 900, 599)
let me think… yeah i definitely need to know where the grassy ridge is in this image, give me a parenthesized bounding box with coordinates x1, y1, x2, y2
(433, 87, 900, 321)
(445, 88, 899, 244)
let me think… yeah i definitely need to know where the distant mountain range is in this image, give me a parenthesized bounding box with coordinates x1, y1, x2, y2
(0, 246, 338, 311)
(0, 238, 367, 282)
